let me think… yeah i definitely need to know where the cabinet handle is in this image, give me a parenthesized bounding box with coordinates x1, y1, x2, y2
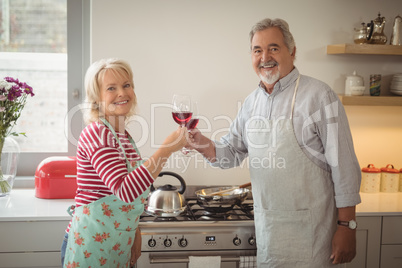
(150, 256, 245, 264)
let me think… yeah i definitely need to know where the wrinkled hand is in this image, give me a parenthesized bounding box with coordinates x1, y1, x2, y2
(330, 227, 356, 264)
(187, 128, 202, 150)
(130, 228, 142, 266)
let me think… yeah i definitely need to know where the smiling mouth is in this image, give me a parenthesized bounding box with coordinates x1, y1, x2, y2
(259, 61, 278, 69)
(114, 100, 128, 105)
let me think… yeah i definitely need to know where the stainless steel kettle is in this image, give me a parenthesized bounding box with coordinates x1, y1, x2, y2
(145, 171, 187, 217)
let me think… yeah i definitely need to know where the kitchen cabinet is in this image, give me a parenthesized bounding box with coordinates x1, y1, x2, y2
(345, 216, 382, 268)
(0, 220, 69, 268)
(380, 216, 402, 268)
(1, 190, 401, 268)
(327, 44, 402, 107)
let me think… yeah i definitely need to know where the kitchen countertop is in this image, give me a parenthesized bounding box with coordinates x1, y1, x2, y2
(0, 189, 401, 221)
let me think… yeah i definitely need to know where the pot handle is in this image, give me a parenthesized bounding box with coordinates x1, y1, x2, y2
(367, 20, 374, 41)
(158, 171, 186, 194)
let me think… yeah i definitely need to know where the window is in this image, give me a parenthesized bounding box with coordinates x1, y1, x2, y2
(0, 0, 90, 175)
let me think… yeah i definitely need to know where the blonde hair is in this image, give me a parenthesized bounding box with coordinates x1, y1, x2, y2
(83, 58, 137, 125)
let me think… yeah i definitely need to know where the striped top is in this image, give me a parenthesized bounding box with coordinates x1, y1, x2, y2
(66, 121, 154, 232)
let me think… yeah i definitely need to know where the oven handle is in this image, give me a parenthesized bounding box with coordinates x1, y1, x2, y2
(150, 256, 245, 264)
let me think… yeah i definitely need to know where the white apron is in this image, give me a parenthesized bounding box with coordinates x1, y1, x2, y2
(246, 76, 338, 267)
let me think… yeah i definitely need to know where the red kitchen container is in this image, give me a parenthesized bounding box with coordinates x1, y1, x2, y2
(35, 156, 77, 199)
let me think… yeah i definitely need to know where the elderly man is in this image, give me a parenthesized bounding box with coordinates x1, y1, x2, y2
(190, 18, 361, 267)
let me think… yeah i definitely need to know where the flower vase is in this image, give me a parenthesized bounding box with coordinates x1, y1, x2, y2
(0, 137, 20, 197)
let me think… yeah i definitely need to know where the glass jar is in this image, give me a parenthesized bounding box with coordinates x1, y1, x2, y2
(0, 137, 21, 196)
(360, 164, 381, 193)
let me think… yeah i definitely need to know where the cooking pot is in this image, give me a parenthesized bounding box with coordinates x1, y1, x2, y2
(195, 185, 250, 213)
(145, 171, 186, 217)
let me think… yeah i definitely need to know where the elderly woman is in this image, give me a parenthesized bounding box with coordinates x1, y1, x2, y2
(61, 58, 187, 267)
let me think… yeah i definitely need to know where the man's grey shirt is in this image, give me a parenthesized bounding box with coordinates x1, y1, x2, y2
(212, 68, 361, 208)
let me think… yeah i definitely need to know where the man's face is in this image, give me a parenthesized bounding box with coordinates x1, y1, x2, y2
(251, 27, 295, 91)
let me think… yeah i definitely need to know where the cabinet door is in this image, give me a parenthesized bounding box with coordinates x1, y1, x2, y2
(0, 220, 69, 267)
(0, 252, 61, 268)
(345, 216, 381, 268)
(0, 220, 69, 252)
(380, 245, 402, 268)
(382, 216, 402, 244)
(381, 216, 402, 268)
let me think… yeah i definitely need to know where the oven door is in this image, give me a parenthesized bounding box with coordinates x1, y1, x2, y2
(136, 250, 256, 268)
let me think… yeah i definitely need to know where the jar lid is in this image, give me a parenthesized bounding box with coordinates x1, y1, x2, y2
(380, 164, 400, 173)
(347, 70, 360, 78)
(361, 164, 381, 173)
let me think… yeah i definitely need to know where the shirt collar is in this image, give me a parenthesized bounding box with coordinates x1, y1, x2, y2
(258, 67, 300, 96)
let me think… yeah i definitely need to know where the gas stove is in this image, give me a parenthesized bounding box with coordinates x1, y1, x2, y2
(137, 186, 257, 268)
(140, 198, 254, 222)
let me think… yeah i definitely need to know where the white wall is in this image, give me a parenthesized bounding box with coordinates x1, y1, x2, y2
(91, 0, 402, 186)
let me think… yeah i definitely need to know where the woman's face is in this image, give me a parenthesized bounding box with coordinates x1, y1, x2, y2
(99, 69, 135, 120)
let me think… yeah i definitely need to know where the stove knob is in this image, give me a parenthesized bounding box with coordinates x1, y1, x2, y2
(248, 236, 256, 246)
(233, 236, 242, 246)
(164, 238, 172, 247)
(148, 238, 156, 247)
(178, 237, 188, 247)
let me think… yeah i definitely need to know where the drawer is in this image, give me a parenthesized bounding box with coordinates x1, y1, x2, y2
(0, 251, 61, 268)
(382, 216, 402, 244)
(381, 245, 402, 268)
(0, 220, 69, 252)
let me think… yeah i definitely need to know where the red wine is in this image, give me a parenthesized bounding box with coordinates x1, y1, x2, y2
(172, 112, 192, 125)
(186, 118, 199, 130)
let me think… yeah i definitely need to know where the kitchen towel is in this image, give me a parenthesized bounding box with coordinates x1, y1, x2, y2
(188, 256, 221, 268)
(239, 256, 257, 268)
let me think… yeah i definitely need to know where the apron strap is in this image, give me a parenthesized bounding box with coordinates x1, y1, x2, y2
(99, 118, 141, 169)
(67, 205, 75, 217)
(290, 75, 301, 120)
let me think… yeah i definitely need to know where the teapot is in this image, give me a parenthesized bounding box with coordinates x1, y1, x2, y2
(367, 13, 387, 44)
(145, 171, 187, 217)
(354, 23, 368, 44)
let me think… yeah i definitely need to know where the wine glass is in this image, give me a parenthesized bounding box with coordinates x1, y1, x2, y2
(182, 101, 199, 155)
(172, 95, 192, 155)
(172, 94, 192, 126)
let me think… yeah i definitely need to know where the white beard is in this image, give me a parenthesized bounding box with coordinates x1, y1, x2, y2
(259, 69, 280, 85)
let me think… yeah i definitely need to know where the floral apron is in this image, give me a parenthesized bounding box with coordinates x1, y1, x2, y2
(64, 119, 149, 268)
(246, 76, 339, 267)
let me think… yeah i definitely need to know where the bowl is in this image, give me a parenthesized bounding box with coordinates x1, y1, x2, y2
(350, 86, 365, 96)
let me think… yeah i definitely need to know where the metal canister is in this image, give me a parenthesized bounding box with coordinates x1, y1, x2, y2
(370, 74, 381, 96)
(360, 164, 381, 193)
(380, 164, 400, 193)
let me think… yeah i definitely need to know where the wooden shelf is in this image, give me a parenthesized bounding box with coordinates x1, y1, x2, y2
(339, 95, 402, 106)
(327, 44, 402, 55)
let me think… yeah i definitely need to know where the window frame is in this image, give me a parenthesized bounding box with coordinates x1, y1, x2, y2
(17, 0, 91, 176)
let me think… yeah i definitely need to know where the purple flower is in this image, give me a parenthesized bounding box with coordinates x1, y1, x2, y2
(0, 76, 34, 138)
